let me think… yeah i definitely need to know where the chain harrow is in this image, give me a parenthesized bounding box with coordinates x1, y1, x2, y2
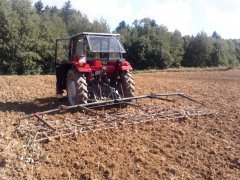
(16, 105, 216, 143)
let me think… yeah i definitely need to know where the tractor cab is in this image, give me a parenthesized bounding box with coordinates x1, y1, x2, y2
(68, 33, 126, 72)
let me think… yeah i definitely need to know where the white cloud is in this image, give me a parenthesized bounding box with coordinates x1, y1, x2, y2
(204, 0, 240, 13)
(196, 0, 240, 38)
(134, 0, 192, 35)
(71, 0, 134, 30)
(71, 0, 193, 35)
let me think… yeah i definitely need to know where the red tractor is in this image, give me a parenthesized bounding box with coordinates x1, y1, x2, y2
(55, 32, 135, 105)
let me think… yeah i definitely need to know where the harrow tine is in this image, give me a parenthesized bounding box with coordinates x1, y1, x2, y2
(33, 132, 40, 142)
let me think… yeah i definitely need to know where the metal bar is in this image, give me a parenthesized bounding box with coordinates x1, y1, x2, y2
(19, 92, 201, 120)
(121, 102, 141, 107)
(19, 108, 60, 120)
(87, 102, 118, 109)
(34, 114, 56, 131)
(87, 101, 139, 109)
(152, 97, 175, 102)
(177, 94, 203, 105)
(77, 105, 98, 115)
(67, 93, 185, 109)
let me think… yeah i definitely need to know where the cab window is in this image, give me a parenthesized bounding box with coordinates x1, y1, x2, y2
(75, 38, 84, 55)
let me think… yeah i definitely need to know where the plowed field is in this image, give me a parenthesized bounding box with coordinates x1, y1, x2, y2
(0, 69, 239, 179)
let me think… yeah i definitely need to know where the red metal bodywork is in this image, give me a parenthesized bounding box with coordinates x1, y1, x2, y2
(119, 61, 133, 71)
(71, 60, 132, 73)
(71, 61, 92, 72)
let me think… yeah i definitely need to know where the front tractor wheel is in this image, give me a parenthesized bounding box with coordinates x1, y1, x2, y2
(120, 71, 135, 98)
(67, 70, 88, 105)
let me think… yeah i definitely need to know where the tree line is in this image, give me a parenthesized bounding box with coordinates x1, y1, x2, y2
(0, 0, 109, 75)
(116, 19, 240, 69)
(0, 0, 239, 75)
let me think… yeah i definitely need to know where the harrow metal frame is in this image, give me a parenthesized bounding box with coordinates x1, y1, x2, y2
(17, 92, 210, 143)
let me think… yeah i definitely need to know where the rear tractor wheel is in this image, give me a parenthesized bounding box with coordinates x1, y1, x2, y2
(67, 70, 88, 105)
(120, 71, 135, 98)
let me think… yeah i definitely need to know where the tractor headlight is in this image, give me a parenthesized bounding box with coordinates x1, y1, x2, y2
(79, 56, 86, 67)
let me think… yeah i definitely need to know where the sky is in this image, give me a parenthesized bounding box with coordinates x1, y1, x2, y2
(32, 0, 240, 39)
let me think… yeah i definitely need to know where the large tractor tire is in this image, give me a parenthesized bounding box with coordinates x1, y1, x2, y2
(67, 70, 88, 105)
(120, 71, 135, 98)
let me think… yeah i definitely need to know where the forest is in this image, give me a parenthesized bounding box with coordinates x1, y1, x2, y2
(0, 0, 239, 75)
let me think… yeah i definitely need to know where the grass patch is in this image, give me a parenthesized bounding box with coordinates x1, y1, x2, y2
(132, 66, 240, 74)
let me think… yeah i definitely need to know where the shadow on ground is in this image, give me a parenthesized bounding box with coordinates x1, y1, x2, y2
(0, 97, 69, 114)
(0, 96, 129, 116)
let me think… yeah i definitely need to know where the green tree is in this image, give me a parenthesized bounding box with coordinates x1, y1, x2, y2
(212, 31, 221, 39)
(170, 30, 184, 67)
(0, 0, 20, 74)
(210, 37, 228, 66)
(61, 0, 72, 30)
(226, 40, 238, 67)
(91, 18, 110, 33)
(60, 1, 110, 35)
(116, 21, 127, 32)
(183, 32, 213, 67)
(122, 18, 174, 69)
(233, 40, 240, 64)
(67, 11, 92, 35)
(10, 0, 42, 74)
(37, 10, 68, 73)
(34, 0, 44, 14)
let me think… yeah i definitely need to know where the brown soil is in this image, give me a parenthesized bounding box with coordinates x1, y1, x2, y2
(0, 69, 239, 179)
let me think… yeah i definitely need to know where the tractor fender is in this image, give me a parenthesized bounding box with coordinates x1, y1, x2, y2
(120, 65, 133, 71)
(120, 61, 133, 71)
